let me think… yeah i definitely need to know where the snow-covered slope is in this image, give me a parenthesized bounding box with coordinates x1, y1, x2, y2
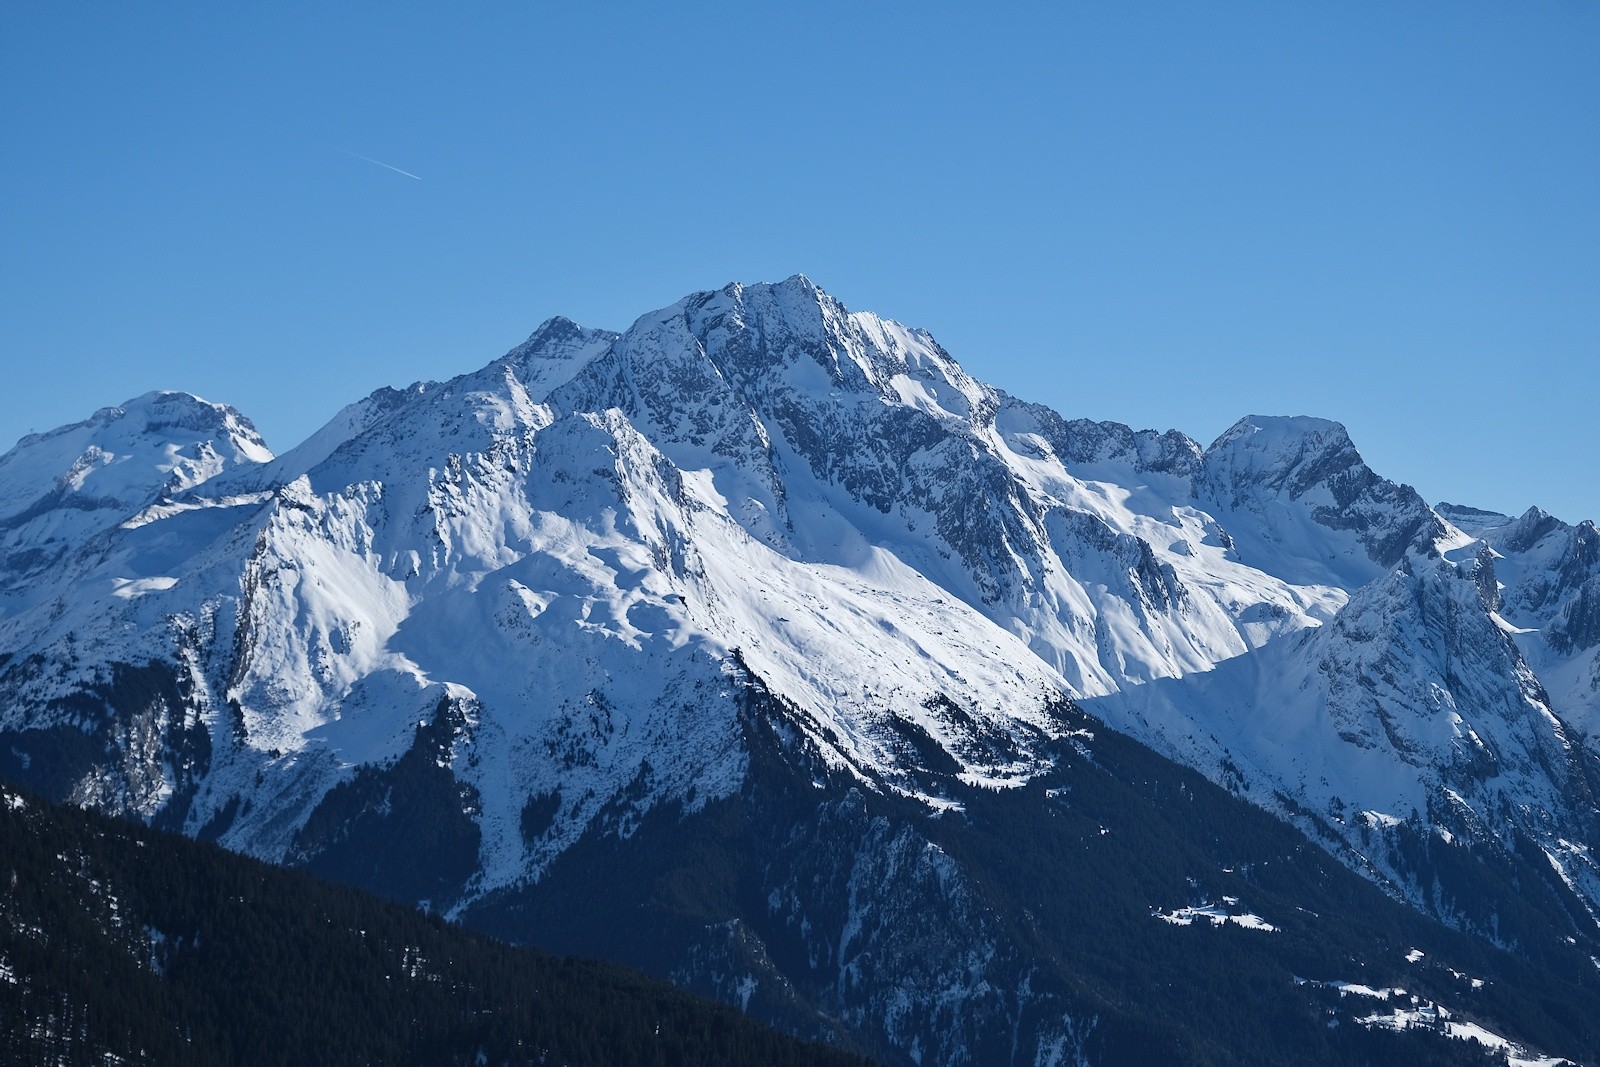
(2, 276, 1599, 1061)
(0, 392, 270, 602)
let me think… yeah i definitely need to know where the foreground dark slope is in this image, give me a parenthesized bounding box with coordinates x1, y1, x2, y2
(466, 683, 1598, 1067)
(0, 779, 875, 1067)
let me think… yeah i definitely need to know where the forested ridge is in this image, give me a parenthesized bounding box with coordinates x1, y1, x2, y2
(0, 779, 875, 1066)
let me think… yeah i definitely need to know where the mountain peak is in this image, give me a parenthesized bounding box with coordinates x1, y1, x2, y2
(718, 272, 822, 302)
(1200, 414, 1449, 569)
(1203, 414, 1362, 502)
(582, 275, 979, 425)
(14, 390, 266, 453)
(686, 274, 838, 336)
(1207, 414, 1352, 455)
(1435, 501, 1514, 536)
(519, 314, 586, 344)
(0, 390, 272, 521)
(1498, 504, 1570, 553)
(0, 391, 274, 589)
(501, 317, 620, 403)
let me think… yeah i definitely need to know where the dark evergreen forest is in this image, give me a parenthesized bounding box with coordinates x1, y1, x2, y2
(0, 780, 875, 1066)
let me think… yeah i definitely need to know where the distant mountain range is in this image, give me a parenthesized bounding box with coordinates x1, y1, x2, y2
(2, 277, 1596, 1064)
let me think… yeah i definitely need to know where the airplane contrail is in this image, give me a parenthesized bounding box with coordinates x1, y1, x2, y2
(341, 148, 423, 181)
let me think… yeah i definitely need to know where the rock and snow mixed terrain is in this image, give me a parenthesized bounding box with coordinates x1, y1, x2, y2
(2, 276, 1598, 1064)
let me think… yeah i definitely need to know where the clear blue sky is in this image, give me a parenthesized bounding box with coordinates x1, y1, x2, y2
(3, 3, 1596, 522)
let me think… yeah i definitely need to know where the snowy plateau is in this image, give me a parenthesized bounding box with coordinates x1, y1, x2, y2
(3, 276, 1600, 1065)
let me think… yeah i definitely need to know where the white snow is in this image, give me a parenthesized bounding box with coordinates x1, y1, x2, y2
(111, 576, 179, 598)
(1154, 902, 1278, 932)
(1329, 982, 1399, 1000)
(1356, 1004, 1568, 1066)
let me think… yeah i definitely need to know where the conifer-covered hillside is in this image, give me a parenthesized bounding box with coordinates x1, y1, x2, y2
(0, 779, 876, 1067)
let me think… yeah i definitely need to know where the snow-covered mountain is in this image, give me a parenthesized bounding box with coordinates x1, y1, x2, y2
(3, 276, 1598, 1064)
(0, 392, 271, 600)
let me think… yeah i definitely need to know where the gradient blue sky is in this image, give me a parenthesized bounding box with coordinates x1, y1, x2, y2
(3, 3, 1596, 521)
